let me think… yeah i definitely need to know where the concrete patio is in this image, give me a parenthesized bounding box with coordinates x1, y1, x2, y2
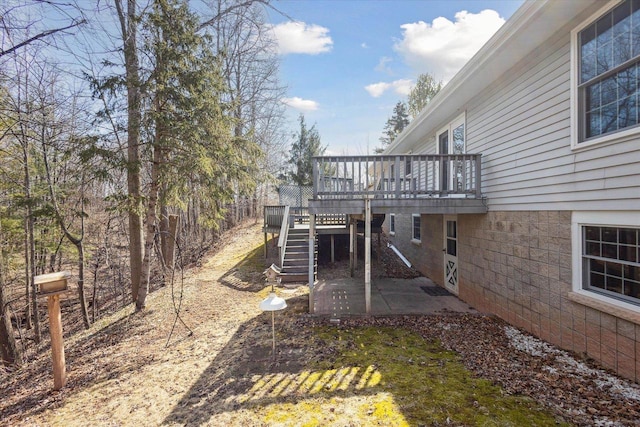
(312, 276, 477, 317)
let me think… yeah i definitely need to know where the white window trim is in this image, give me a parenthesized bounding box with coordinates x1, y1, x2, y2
(570, 0, 640, 150)
(436, 112, 466, 154)
(389, 213, 396, 236)
(571, 211, 640, 316)
(411, 214, 421, 243)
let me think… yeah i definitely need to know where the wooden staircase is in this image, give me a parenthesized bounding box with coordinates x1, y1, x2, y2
(280, 228, 317, 283)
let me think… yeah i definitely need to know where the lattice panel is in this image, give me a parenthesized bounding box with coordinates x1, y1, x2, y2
(279, 185, 313, 207)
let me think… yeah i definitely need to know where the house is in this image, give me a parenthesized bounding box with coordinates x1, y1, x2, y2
(309, 0, 640, 383)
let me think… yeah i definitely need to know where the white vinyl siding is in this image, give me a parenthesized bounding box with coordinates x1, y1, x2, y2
(391, 1, 640, 212)
(461, 4, 640, 212)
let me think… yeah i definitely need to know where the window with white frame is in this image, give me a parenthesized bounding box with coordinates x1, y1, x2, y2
(412, 214, 421, 242)
(437, 113, 466, 192)
(574, 0, 640, 145)
(582, 226, 640, 304)
(573, 212, 640, 310)
(405, 157, 412, 176)
(389, 214, 396, 235)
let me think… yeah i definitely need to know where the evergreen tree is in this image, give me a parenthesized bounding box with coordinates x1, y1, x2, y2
(288, 114, 326, 186)
(407, 73, 442, 119)
(377, 101, 410, 152)
(136, 0, 261, 310)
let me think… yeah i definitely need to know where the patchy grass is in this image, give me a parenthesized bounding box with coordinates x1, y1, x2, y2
(259, 326, 565, 427)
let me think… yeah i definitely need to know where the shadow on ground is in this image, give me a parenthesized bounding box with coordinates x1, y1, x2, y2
(217, 242, 276, 293)
(0, 309, 150, 422)
(162, 295, 385, 426)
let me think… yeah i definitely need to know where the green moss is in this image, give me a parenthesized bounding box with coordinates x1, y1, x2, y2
(313, 326, 567, 426)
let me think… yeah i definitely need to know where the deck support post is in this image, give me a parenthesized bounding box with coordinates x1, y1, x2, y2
(330, 234, 335, 263)
(365, 198, 372, 314)
(354, 221, 358, 271)
(349, 220, 355, 277)
(264, 231, 268, 258)
(308, 213, 316, 314)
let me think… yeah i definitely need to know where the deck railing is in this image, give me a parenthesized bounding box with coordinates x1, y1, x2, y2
(264, 205, 286, 229)
(312, 154, 481, 199)
(277, 205, 291, 267)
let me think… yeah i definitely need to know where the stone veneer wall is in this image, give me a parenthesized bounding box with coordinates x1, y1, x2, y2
(386, 210, 640, 382)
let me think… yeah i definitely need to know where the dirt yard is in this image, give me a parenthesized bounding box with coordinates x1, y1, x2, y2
(1, 220, 640, 426)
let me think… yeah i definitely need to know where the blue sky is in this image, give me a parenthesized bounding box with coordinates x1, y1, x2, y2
(265, 0, 524, 155)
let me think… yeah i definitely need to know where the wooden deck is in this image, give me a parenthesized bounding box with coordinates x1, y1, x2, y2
(310, 154, 486, 215)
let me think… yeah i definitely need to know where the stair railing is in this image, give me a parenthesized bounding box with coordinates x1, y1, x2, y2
(277, 205, 291, 268)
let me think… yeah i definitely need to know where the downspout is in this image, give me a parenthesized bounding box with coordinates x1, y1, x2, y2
(387, 243, 412, 268)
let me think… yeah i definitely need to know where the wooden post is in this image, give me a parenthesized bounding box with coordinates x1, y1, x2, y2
(47, 294, 66, 390)
(349, 220, 355, 277)
(308, 214, 316, 314)
(365, 199, 371, 314)
(330, 234, 335, 263)
(264, 231, 268, 258)
(354, 222, 358, 271)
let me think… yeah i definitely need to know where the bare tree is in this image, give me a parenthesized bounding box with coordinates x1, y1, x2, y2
(0, 1, 86, 57)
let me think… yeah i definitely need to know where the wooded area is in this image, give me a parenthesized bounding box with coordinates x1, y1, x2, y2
(0, 0, 288, 367)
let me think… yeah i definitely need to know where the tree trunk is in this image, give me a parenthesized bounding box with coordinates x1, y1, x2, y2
(0, 247, 22, 365)
(76, 241, 90, 329)
(159, 203, 169, 274)
(115, 0, 143, 304)
(136, 144, 161, 311)
(22, 143, 40, 343)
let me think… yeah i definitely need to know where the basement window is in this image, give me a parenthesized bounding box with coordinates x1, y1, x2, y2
(572, 212, 640, 317)
(412, 214, 421, 242)
(389, 214, 396, 235)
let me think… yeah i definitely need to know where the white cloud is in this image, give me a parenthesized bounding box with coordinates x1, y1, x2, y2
(282, 97, 319, 111)
(364, 79, 412, 98)
(375, 56, 393, 74)
(394, 9, 505, 81)
(269, 21, 333, 55)
(361, 42, 369, 49)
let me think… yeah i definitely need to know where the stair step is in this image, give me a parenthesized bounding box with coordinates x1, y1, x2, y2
(279, 272, 311, 283)
(284, 258, 309, 264)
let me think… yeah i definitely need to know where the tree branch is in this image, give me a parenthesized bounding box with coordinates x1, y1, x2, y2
(0, 19, 86, 58)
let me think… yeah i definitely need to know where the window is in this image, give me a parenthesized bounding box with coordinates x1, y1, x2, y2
(573, 212, 640, 312)
(437, 113, 466, 192)
(412, 214, 421, 242)
(574, 0, 640, 145)
(389, 214, 396, 235)
(582, 225, 640, 304)
(405, 157, 412, 176)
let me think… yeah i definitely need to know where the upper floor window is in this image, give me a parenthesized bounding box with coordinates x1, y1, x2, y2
(405, 157, 412, 176)
(576, 0, 640, 143)
(437, 113, 466, 192)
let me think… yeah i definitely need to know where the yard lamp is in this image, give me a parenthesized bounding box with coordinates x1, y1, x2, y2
(261, 265, 287, 360)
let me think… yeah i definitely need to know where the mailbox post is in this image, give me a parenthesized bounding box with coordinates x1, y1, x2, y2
(34, 271, 70, 390)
